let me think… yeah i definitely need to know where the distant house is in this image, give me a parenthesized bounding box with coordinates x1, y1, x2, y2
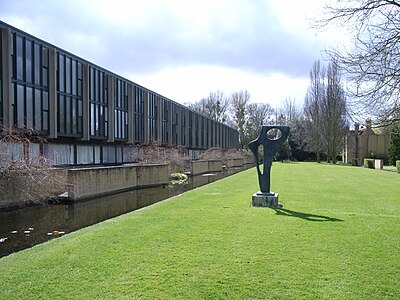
(343, 120, 390, 165)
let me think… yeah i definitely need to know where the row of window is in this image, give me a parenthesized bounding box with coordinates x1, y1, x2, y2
(1, 24, 239, 150)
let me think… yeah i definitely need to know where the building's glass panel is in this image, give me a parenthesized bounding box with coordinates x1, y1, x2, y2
(59, 95, 65, 133)
(71, 98, 77, 135)
(17, 84, 24, 128)
(26, 87, 33, 129)
(72, 60, 77, 95)
(89, 66, 108, 138)
(114, 78, 128, 140)
(65, 57, 71, 94)
(25, 40, 33, 84)
(66, 96, 71, 133)
(90, 102, 95, 136)
(34, 43, 40, 85)
(58, 54, 65, 92)
(133, 86, 144, 142)
(57, 51, 82, 136)
(34, 89, 41, 131)
(42, 48, 48, 87)
(77, 62, 82, 94)
(42, 91, 48, 131)
(16, 35, 23, 81)
(78, 99, 83, 133)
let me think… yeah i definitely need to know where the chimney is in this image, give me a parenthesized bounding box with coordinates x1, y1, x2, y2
(354, 123, 360, 132)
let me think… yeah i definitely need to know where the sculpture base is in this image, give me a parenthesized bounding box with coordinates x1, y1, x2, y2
(251, 192, 282, 208)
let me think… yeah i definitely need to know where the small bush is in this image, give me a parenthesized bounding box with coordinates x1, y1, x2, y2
(351, 158, 358, 166)
(364, 158, 374, 169)
(169, 173, 188, 185)
(397, 160, 400, 173)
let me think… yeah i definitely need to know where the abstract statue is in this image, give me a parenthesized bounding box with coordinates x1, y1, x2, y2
(248, 125, 289, 207)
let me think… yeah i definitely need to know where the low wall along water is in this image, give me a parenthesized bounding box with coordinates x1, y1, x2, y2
(67, 164, 169, 200)
(1, 157, 255, 208)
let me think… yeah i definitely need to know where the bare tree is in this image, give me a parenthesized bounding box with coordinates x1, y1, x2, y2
(0, 128, 68, 208)
(245, 103, 274, 145)
(185, 91, 229, 124)
(322, 59, 349, 163)
(280, 98, 301, 125)
(313, 0, 400, 126)
(304, 60, 326, 163)
(230, 90, 251, 149)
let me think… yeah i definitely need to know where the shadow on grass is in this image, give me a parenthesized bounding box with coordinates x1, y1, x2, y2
(272, 208, 344, 222)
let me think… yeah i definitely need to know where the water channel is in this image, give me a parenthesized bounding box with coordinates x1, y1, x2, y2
(0, 169, 242, 258)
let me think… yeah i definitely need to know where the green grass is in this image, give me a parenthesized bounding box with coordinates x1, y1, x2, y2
(0, 163, 399, 299)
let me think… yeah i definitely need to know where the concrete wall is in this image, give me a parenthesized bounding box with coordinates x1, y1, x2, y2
(208, 160, 223, 173)
(191, 160, 210, 175)
(191, 160, 224, 175)
(226, 159, 244, 168)
(67, 164, 169, 200)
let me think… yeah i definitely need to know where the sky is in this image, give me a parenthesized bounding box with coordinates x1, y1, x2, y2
(0, 0, 346, 108)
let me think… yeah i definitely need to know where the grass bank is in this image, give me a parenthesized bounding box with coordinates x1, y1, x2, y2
(0, 163, 399, 299)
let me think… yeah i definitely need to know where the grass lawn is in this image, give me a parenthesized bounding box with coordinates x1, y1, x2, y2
(0, 162, 399, 299)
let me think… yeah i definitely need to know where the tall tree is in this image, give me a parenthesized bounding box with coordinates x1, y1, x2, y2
(230, 90, 251, 149)
(245, 103, 274, 145)
(304, 60, 325, 163)
(313, 0, 400, 126)
(322, 59, 348, 163)
(279, 98, 300, 125)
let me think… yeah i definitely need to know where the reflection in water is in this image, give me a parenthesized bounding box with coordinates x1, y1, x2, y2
(0, 169, 242, 258)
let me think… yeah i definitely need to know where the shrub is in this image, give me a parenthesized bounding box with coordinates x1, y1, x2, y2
(364, 158, 374, 169)
(351, 158, 358, 166)
(397, 160, 400, 173)
(138, 141, 190, 173)
(0, 129, 68, 208)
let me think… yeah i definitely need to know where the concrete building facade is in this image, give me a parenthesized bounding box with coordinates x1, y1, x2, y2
(0, 21, 239, 165)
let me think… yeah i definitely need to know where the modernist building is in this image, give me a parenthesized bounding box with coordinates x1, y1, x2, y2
(0, 21, 239, 164)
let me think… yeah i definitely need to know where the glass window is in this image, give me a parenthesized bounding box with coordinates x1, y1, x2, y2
(66, 96, 71, 133)
(90, 103, 95, 136)
(16, 36, 23, 81)
(72, 97, 77, 134)
(59, 95, 65, 133)
(42, 48, 48, 87)
(65, 57, 71, 94)
(26, 40, 33, 83)
(26, 87, 33, 129)
(43, 91, 49, 131)
(34, 43, 41, 85)
(17, 84, 25, 128)
(34, 89, 41, 131)
(72, 61, 77, 95)
(58, 54, 65, 92)
(42, 67, 48, 87)
(90, 67, 94, 100)
(43, 91, 49, 110)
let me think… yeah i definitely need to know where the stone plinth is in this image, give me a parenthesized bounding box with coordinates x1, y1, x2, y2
(252, 192, 282, 208)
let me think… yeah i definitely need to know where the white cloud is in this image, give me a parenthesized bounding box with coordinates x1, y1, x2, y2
(125, 65, 308, 108)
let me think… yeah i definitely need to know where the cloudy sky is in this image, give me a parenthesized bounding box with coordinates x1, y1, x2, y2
(0, 0, 345, 108)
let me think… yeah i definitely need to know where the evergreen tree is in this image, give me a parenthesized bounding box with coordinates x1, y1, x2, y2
(388, 127, 400, 166)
